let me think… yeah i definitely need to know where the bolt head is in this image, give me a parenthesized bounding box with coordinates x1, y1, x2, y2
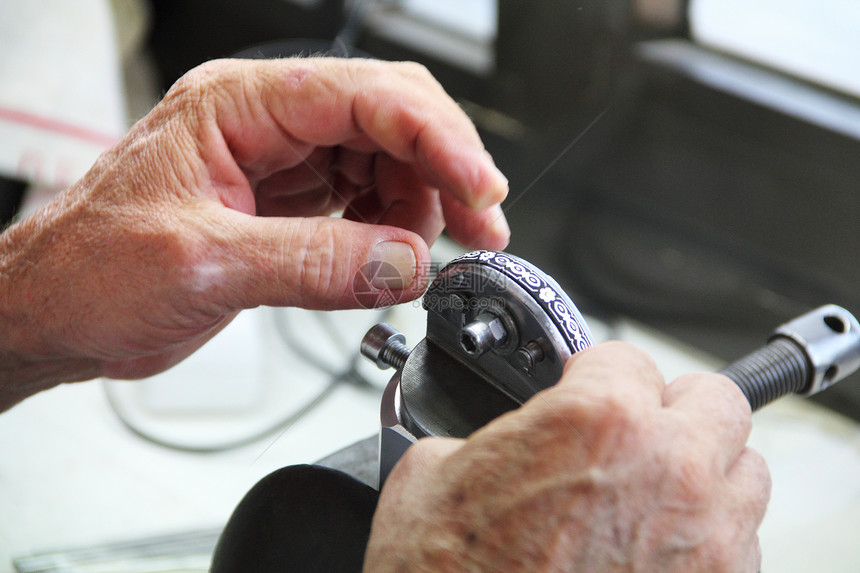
(361, 323, 406, 369)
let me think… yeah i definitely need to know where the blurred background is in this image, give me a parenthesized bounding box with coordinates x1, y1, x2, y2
(1, 1, 858, 571)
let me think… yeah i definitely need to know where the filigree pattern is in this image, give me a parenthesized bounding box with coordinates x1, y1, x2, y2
(451, 251, 594, 353)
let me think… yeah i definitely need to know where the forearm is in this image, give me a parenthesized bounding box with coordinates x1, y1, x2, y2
(0, 352, 99, 412)
(0, 210, 100, 411)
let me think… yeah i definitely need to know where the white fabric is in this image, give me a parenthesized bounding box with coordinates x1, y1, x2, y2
(0, 0, 126, 189)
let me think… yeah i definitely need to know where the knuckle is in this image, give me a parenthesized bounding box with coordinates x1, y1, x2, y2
(155, 223, 212, 286)
(166, 60, 224, 100)
(714, 374, 755, 437)
(392, 61, 444, 94)
(342, 60, 364, 90)
(537, 386, 645, 448)
(566, 340, 661, 380)
(698, 526, 759, 572)
(390, 437, 447, 483)
(671, 372, 753, 435)
(533, 388, 592, 428)
(713, 373, 753, 415)
(159, 60, 239, 122)
(592, 394, 642, 433)
(705, 539, 742, 572)
(284, 219, 340, 304)
(600, 340, 655, 363)
(665, 453, 714, 508)
(397, 60, 434, 81)
(186, 58, 230, 79)
(742, 447, 773, 503)
(393, 439, 425, 476)
(742, 445, 768, 473)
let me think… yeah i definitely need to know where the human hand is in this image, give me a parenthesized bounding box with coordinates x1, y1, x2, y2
(365, 342, 771, 572)
(0, 58, 509, 407)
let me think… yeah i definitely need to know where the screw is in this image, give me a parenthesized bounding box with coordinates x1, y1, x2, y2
(514, 341, 546, 372)
(361, 323, 412, 370)
(459, 313, 508, 358)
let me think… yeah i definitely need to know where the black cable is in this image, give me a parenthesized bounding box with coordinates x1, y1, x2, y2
(104, 307, 389, 453)
(102, 374, 342, 454)
(270, 307, 388, 391)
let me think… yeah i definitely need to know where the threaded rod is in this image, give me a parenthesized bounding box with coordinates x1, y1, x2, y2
(719, 337, 810, 411)
(380, 341, 411, 370)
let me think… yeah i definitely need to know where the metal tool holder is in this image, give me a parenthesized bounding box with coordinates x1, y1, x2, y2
(361, 250, 860, 486)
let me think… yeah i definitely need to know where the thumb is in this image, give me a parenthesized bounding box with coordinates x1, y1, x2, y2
(215, 211, 432, 311)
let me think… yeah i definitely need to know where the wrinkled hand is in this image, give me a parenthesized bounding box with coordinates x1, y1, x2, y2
(0, 58, 509, 406)
(365, 342, 771, 572)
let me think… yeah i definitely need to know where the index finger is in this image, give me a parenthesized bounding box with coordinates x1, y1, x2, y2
(211, 58, 509, 210)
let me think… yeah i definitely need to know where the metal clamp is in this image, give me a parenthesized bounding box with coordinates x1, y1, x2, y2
(361, 250, 860, 485)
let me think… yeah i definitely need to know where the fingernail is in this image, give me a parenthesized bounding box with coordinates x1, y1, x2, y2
(474, 155, 509, 210)
(491, 163, 509, 192)
(489, 204, 511, 242)
(370, 241, 416, 290)
(485, 150, 509, 186)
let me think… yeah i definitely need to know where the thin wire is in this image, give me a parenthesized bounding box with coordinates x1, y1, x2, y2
(464, 105, 612, 250)
(270, 307, 387, 390)
(501, 106, 611, 216)
(252, 307, 391, 461)
(272, 309, 343, 378)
